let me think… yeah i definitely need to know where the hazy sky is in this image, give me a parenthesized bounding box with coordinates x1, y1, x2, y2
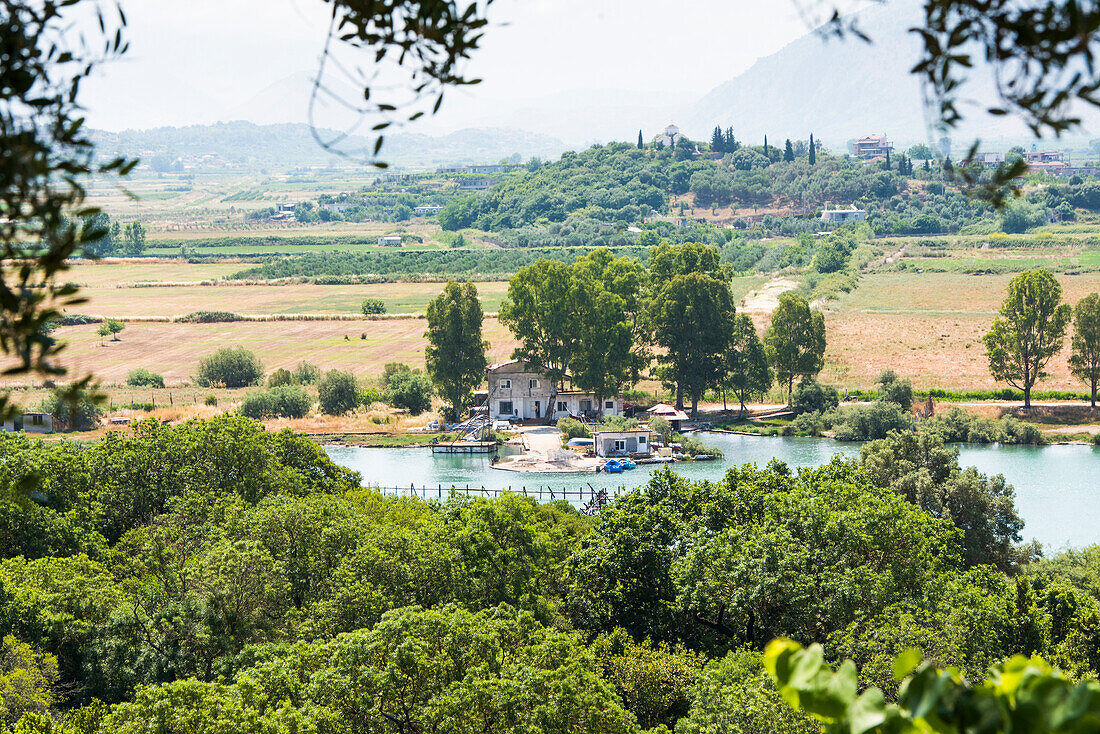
(81, 0, 864, 141)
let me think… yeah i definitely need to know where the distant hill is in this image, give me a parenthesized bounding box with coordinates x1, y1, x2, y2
(90, 121, 569, 171)
(683, 0, 1100, 153)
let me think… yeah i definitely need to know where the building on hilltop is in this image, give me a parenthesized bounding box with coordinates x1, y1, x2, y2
(849, 134, 894, 159)
(485, 360, 622, 422)
(656, 123, 685, 147)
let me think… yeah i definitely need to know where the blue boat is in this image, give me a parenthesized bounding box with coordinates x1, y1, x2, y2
(603, 459, 624, 473)
(621, 459, 637, 470)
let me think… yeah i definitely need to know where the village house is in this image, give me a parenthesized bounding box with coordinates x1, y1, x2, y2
(647, 403, 689, 432)
(849, 134, 894, 159)
(592, 426, 653, 458)
(377, 235, 403, 246)
(820, 207, 868, 224)
(485, 360, 621, 421)
(2, 412, 53, 434)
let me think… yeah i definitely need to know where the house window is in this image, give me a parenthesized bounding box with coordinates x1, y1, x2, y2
(499, 379, 511, 389)
(639, 436, 646, 445)
(614, 440, 626, 451)
(29, 415, 43, 426)
(604, 401, 614, 409)
(529, 379, 540, 389)
(557, 401, 567, 412)
(499, 401, 513, 415)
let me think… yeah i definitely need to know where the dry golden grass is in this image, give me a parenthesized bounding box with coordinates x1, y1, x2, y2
(69, 281, 510, 318)
(30, 318, 518, 385)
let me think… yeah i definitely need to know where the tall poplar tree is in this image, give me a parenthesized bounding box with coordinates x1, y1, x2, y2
(983, 269, 1071, 408)
(637, 129, 644, 149)
(808, 134, 816, 165)
(425, 281, 489, 421)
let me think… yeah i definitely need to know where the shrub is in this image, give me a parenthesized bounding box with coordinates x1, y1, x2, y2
(195, 347, 264, 388)
(125, 368, 164, 388)
(357, 387, 385, 406)
(999, 417, 1045, 445)
(38, 389, 104, 432)
(361, 298, 386, 315)
(792, 379, 840, 415)
(649, 416, 672, 443)
(387, 370, 433, 416)
(292, 361, 321, 384)
(1094, 433, 1100, 446)
(318, 370, 360, 415)
(965, 416, 1004, 444)
(599, 415, 638, 431)
(877, 369, 913, 411)
(791, 410, 832, 436)
(239, 385, 312, 419)
(176, 311, 244, 323)
(675, 433, 724, 459)
(204, 394, 218, 406)
(832, 402, 910, 441)
(61, 313, 101, 325)
(381, 362, 411, 389)
(557, 417, 590, 440)
(267, 368, 295, 387)
(922, 406, 974, 442)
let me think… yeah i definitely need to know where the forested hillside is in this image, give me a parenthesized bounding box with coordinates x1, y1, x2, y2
(433, 141, 1010, 248)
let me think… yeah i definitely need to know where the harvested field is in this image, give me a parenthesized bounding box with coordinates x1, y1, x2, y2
(35, 318, 519, 385)
(835, 272, 1100, 315)
(70, 280, 511, 318)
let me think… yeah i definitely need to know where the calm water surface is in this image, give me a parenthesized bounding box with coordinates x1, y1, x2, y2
(325, 433, 1100, 550)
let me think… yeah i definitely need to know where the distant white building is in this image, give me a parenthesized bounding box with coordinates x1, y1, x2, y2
(378, 235, 403, 246)
(656, 123, 685, 148)
(820, 207, 868, 223)
(850, 134, 894, 159)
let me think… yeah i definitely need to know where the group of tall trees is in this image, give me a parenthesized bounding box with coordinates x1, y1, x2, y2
(492, 243, 826, 418)
(709, 126, 740, 154)
(80, 214, 147, 257)
(983, 269, 1100, 407)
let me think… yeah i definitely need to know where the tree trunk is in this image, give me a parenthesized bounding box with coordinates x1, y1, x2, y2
(1092, 378, 1097, 409)
(691, 394, 699, 420)
(739, 393, 746, 420)
(1024, 383, 1031, 410)
(675, 384, 684, 410)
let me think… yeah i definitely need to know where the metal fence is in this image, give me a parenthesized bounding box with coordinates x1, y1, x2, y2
(369, 483, 626, 510)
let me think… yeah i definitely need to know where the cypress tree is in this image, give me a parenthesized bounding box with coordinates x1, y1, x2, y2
(637, 129, 644, 149)
(763, 135, 769, 158)
(808, 134, 816, 165)
(783, 138, 795, 162)
(711, 126, 723, 152)
(885, 149, 891, 169)
(726, 127, 737, 152)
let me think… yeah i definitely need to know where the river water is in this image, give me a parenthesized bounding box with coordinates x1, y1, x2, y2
(325, 433, 1100, 551)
